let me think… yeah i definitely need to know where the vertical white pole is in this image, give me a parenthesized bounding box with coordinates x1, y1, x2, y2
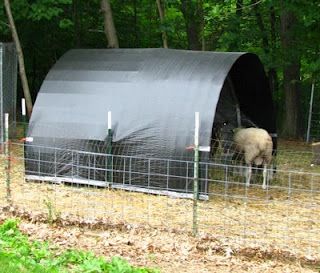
(108, 111, 112, 130)
(21, 98, 27, 138)
(306, 81, 315, 142)
(195, 112, 199, 147)
(4, 113, 9, 155)
(107, 111, 113, 184)
(4, 113, 9, 129)
(4, 113, 11, 202)
(21, 98, 26, 116)
(193, 112, 200, 236)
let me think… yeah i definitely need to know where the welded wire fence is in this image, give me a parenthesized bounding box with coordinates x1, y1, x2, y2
(309, 112, 320, 142)
(1, 136, 320, 261)
(23, 142, 201, 196)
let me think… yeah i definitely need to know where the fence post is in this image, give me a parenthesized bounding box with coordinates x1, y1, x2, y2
(21, 98, 27, 137)
(306, 81, 315, 143)
(106, 111, 113, 184)
(193, 112, 200, 236)
(4, 113, 11, 203)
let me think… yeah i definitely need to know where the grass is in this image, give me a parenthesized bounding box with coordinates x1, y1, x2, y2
(0, 219, 159, 273)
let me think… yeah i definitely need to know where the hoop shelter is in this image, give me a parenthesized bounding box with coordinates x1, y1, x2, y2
(25, 48, 276, 194)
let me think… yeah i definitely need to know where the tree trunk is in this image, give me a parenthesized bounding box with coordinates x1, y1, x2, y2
(156, 0, 168, 48)
(133, 0, 138, 47)
(101, 0, 119, 48)
(73, 0, 82, 47)
(180, 0, 202, 50)
(282, 62, 301, 137)
(4, 0, 33, 117)
(268, 68, 278, 94)
(280, 7, 301, 138)
(199, 0, 205, 51)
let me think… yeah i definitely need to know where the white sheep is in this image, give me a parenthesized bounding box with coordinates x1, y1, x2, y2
(233, 127, 273, 189)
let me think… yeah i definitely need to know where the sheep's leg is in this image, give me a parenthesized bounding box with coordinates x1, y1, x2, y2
(246, 164, 252, 187)
(268, 164, 274, 180)
(262, 164, 267, 190)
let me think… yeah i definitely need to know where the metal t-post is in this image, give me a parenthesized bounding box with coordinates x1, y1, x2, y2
(106, 111, 113, 184)
(4, 113, 11, 203)
(306, 81, 315, 143)
(193, 112, 200, 236)
(21, 98, 27, 137)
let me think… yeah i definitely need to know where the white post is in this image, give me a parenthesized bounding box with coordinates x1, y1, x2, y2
(193, 112, 200, 236)
(21, 98, 27, 138)
(306, 82, 315, 142)
(4, 113, 11, 202)
(4, 113, 9, 129)
(21, 98, 26, 116)
(108, 111, 112, 130)
(4, 113, 9, 156)
(106, 111, 113, 184)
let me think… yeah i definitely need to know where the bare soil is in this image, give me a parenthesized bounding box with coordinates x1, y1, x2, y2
(0, 211, 318, 273)
(1, 139, 320, 272)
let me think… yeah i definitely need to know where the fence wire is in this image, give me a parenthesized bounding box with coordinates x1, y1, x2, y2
(309, 112, 320, 142)
(1, 134, 320, 261)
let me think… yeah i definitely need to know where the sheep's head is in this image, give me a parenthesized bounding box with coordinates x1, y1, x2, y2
(213, 121, 229, 129)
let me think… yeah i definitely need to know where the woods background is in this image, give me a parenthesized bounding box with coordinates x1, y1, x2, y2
(0, 0, 319, 138)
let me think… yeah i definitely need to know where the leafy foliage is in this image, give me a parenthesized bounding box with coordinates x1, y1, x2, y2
(0, 0, 319, 136)
(0, 219, 159, 273)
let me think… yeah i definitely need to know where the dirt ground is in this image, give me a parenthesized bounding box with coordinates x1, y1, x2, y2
(1, 140, 320, 272)
(0, 210, 318, 273)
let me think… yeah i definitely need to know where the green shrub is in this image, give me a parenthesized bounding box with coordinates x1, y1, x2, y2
(0, 219, 159, 273)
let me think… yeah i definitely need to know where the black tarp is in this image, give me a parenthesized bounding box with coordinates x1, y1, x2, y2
(25, 48, 276, 193)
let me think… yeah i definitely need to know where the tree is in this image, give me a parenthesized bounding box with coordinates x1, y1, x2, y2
(101, 0, 119, 48)
(156, 0, 168, 48)
(1, 0, 319, 139)
(4, 0, 33, 117)
(280, 3, 301, 138)
(250, 1, 279, 93)
(72, 0, 82, 47)
(180, 0, 202, 50)
(227, 0, 243, 51)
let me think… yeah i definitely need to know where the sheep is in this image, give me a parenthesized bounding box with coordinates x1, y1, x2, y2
(233, 127, 273, 189)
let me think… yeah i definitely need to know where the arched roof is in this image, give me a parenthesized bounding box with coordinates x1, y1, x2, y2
(28, 48, 276, 158)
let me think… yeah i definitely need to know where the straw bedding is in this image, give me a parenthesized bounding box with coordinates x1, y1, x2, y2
(0, 140, 319, 272)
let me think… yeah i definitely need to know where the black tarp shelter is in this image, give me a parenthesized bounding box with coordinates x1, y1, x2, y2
(25, 48, 276, 194)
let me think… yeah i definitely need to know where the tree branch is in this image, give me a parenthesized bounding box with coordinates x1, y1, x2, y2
(4, 0, 33, 117)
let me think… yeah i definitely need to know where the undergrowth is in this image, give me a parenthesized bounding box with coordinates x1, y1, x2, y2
(0, 219, 159, 273)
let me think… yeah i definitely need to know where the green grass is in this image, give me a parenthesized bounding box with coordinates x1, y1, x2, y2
(0, 219, 159, 273)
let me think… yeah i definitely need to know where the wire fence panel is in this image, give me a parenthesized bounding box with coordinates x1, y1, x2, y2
(309, 112, 320, 141)
(0, 139, 319, 262)
(200, 165, 320, 258)
(3, 141, 196, 231)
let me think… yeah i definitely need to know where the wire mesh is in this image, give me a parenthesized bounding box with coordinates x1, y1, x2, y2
(309, 112, 320, 141)
(1, 136, 320, 261)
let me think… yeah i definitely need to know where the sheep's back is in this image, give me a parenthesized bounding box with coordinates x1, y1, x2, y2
(234, 128, 270, 146)
(234, 128, 273, 164)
